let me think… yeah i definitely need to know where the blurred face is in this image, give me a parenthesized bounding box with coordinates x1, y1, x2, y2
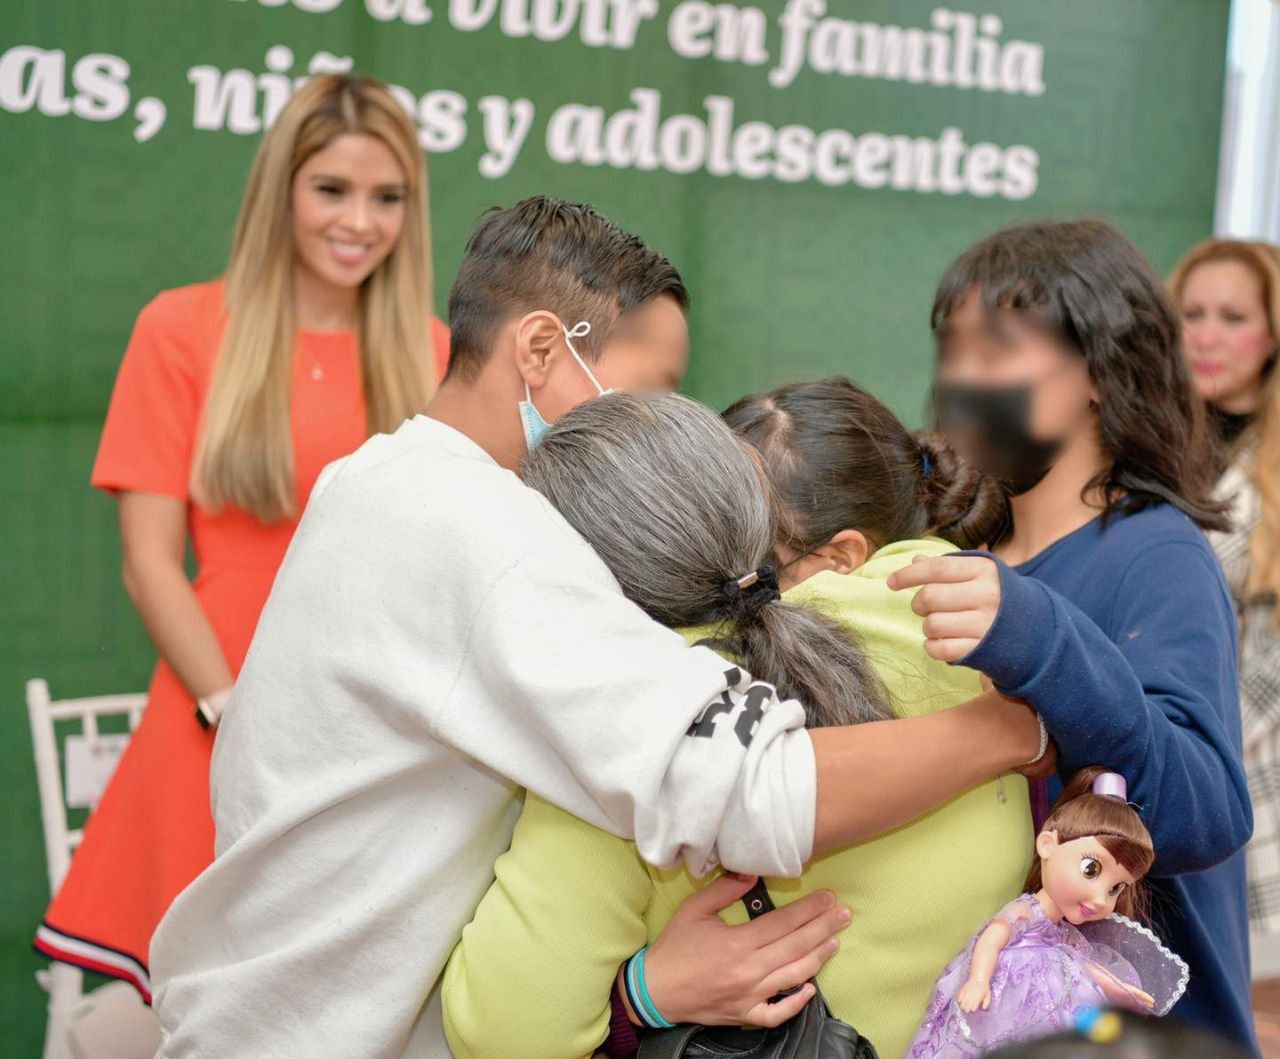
(1037, 831, 1137, 925)
(533, 294, 690, 422)
(935, 290, 1097, 444)
(291, 133, 408, 292)
(1179, 260, 1276, 413)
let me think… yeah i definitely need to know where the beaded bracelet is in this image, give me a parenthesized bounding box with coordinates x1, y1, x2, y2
(1025, 713, 1050, 765)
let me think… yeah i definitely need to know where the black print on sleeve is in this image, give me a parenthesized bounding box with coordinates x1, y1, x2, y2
(687, 667, 773, 749)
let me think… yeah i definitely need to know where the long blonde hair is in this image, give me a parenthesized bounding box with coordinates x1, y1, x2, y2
(1170, 239, 1280, 611)
(194, 74, 436, 522)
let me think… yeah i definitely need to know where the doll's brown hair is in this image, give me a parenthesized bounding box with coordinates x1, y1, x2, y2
(1023, 766, 1154, 920)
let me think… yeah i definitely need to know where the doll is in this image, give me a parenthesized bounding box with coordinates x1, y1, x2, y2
(908, 767, 1188, 1058)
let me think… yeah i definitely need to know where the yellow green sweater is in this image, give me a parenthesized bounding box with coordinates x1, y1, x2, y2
(442, 539, 1033, 1059)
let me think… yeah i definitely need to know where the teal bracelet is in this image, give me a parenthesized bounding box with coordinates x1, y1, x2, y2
(623, 950, 650, 1026)
(626, 946, 675, 1029)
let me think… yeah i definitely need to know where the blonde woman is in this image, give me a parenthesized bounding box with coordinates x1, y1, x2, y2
(1173, 239, 1280, 455)
(1171, 239, 1280, 941)
(34, 74, 448, 1000)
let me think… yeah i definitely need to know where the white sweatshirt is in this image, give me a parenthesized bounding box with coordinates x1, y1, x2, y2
(149, 416, 816, 1058)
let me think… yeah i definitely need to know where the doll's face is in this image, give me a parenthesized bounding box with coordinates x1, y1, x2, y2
(1036, 831, 1138, 925)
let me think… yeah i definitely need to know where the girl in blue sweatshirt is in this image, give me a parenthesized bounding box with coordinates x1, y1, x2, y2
(891, 219, 1255, 1049)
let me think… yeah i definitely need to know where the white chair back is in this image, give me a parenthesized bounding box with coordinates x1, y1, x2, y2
(26, 678, 145, 892)
(25, 678, 150, 1059)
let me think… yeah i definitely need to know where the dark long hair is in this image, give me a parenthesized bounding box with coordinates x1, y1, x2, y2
(723, 377, 1009, 556)
(932, 219, 1228, 532)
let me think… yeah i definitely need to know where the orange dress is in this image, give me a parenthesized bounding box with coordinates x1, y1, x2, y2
(34, 281, 449, 1000)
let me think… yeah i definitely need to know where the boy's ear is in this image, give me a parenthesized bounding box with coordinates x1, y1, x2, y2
(809, 530, 870, 575)
(513, 311, 565, 389)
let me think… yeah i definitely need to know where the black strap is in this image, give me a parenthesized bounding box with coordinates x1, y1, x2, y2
(741, 879, 777, 920)
(741, 880, 811, 1002)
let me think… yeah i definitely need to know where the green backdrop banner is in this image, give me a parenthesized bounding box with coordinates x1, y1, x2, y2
(0, 1, 1227, 1049)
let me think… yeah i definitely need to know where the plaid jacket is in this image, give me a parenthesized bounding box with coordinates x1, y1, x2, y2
(1211, 456, 1280, 935)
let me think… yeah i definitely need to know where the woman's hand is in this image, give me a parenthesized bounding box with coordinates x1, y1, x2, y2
(641, 873, 850, 1028)
(956, 978, 992, 1013)
(119, 492, 234, 706)
(195, 685, 236, 729)
(887, 555, 1002, 663)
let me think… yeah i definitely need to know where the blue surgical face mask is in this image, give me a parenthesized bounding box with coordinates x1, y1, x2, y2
(519, 321, 612, 452)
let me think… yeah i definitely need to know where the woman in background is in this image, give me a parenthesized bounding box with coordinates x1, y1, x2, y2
(1171, 239, 1280, 943)
(34, 73, 448, 1000)
(1172, 239, 1279, 456)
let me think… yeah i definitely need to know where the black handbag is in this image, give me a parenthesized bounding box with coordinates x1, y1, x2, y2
(635, 880, 880, 1059)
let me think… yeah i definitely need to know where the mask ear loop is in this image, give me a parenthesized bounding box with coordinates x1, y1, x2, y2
(562, 321, 613, 396)
(563, 320, 593, 365)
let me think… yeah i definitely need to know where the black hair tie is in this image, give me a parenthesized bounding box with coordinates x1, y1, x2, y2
(721, 566, 781, 618)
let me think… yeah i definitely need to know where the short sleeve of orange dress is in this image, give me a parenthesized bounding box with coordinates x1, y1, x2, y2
(90, 284, 222, 498)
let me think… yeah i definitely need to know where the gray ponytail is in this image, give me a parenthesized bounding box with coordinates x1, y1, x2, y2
(522, 392, 891, 727)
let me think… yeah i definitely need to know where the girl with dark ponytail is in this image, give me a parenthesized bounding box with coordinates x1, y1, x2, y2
(722, 375, 1008, 584)
(444, 390, 1039, 1059)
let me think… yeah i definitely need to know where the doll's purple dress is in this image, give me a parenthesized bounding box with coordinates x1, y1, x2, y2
(907, 894, 1188, 1058)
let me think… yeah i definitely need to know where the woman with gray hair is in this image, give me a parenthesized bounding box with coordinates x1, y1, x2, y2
(443, 388, 1034, 1058)
(519, 390, 890, 728)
